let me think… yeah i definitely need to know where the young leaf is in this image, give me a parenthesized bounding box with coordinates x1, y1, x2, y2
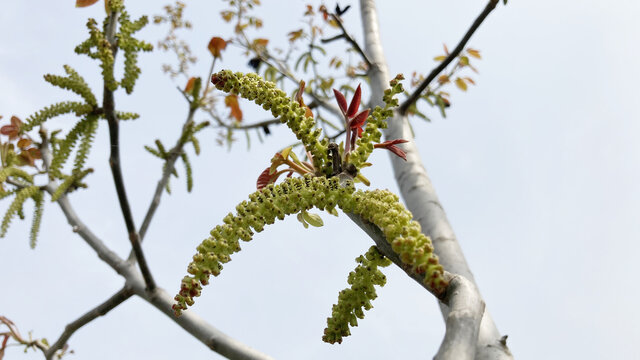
(467, 48, 481, 59)
(333, 89, 347, 115)
(208, 37, 227, 58)
(76, 0, 100, 7)
(346, 84, 361, 118)
(302, 210, 324, 227)
(224, 94, 243, 122)
(455, 77, 468, 91)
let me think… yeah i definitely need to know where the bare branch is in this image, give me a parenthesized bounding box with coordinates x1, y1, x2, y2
(399, 0, 499, 115)
(321, 13, 373, 69)
(44, 287, 134, 360)
(39, 129, 128, 274)
(359, 1, 512, 359)
(137, 106, 197, 242)
(435, 275, 485, 360)
(40, 130, 274, 359)
(125, 272, 274, 360)
(102, 9, 156, 291)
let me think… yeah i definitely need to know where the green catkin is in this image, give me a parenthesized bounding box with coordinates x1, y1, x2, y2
(173, 175, 446, 319)
(22, 101, 94, 133)
(144, 145, 163, 159)
(42, 65, 97, 107)
(51, 168, 93, 202)
(73, 116, 99, 173)
(323, 246, 392, 344)
(210, 70, 330, 175)
(49, 118, 91, 178)
(29, 191, 44, 248)
(0, 185, 39, 238)
(181, 152, 193, 192)
(117, 11, 152, 94)
(116, 111, 140, 120)
(0, 167, 33, 187)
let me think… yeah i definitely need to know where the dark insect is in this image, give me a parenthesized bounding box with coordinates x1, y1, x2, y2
(247, 57, 262, 71)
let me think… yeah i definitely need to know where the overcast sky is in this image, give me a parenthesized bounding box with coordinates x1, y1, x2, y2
(1, 1, 639, 359)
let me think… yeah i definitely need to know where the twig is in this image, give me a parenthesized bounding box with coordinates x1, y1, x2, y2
(399, 0, 499, 115)
(321, 13, 373, 69)
(137, 106, 197, 243)
(0, 316, 48, 356)
(102, 9, 156, 291)
(40, 131, 275, 359)
(43, 287, 134, 360)
(125, 271, 274, 360)
(39, 130, 128, 275)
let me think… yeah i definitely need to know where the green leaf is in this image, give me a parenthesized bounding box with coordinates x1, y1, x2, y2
(296, 212, 309, 229)
(302, 210, 324, 227)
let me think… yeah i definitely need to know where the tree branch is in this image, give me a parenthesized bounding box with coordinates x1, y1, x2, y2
(346, 212, 485, 360)
(137, 106, 197, 242)
(39, 129, 128, 275)
(125, 271, 274, 360)
(321, 13, 373, 69)
(399, 0, 499, 115)
(43, 287, 134, 360)
(40, 130, 275, 360)
(359, 0, 512, 358)
(102, 9, 156, 291)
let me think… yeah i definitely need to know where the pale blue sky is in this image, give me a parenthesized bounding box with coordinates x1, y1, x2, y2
(1, 1, 639, 359)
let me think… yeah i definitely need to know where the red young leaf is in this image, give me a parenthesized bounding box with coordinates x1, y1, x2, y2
(348, 109, 369, 130)
(333, 89, 347, 115)
(346, 84, 361, 118)
(374, 139, 409, 161)
(257, 167, 274, 189)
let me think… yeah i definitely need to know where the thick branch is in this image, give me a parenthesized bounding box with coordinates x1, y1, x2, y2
(44, 287, 133, 360)
(435, 275, 485, 360)
(125, 272, 274, 360)
(102, 10, 156, 291)
(347, 213, 485, 360)
(359, 0, 512, 358)
(399, 0, 499, 115)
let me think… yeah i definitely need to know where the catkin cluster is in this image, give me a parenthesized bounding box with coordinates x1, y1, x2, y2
(173, 175, 355, 315)
(210, 70, 331, 175)
(173, 176, 447, 319)
(346, 188, 447, 294)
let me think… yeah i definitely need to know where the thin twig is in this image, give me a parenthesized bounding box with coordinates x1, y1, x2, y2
(40, 130, 274, 359)
(102, 9, 156, 291)
(322, 13, 373, 69)
(44, 287, 134, 360)
(399, 0, 499, 115)
(137, 106, 197, 243)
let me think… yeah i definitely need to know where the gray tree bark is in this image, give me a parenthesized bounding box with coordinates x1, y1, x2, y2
(359, 1, 513, 358)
